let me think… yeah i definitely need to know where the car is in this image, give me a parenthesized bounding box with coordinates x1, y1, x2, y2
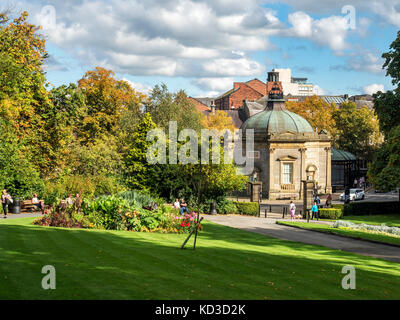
(340, 189, 365, 202)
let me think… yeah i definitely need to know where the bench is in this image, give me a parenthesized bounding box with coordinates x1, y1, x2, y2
(21, 200, 44, 213)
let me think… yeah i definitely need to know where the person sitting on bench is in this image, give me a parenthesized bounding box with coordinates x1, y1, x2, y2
(179, 198, 188, 215)
(32, 194, 45, 214)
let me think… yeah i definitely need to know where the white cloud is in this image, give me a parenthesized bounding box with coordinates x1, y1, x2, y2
(286, 12, 350, 51)
(314, 85, 326, 95)
(192, 77, 234, 92)
(203, 58, 265, 76)
(123, 78, 153, 95)
(363, 83, 385, 95)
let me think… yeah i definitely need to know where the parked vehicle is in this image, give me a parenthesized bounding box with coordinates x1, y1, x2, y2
(340, 189, 365, 202)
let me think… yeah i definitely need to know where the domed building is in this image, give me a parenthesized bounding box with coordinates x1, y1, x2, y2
(241, 80, 332, 200)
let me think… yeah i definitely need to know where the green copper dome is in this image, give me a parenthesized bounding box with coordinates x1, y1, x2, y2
(241, 109, 314, 133)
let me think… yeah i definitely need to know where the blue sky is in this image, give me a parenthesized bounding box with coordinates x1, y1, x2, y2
(10, 0, 400, 97)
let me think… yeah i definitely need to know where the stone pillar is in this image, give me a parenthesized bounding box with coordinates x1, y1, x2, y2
(299, 148, 307, 199)
(325, 147, 332, 194)
(268, 147, 275, 199)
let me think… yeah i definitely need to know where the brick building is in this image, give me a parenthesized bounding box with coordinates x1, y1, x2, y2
(214, 78, 282, 110)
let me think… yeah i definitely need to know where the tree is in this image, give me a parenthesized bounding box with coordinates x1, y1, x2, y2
(373, 90, 400, 137)
(368, 31, 400, 190)
(373, 31, 400, 138)
(285, 95, 337, 136)
(368, 125, 400, 192)
(0, 11, 53, 172)
(146, 84, 204, 133)
(124, 113, 158, 191)
(201, 110, 236, 132)
(333, 102, 382, 161)
(0, 118, 43, 197)
(78, 67, 145, 143)
(382, 30, 400, 87)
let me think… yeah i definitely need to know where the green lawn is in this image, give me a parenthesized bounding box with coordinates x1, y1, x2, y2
(341, 215, 400, 227)
(277, 221, 400, 246)
(1, 217, 400, 300)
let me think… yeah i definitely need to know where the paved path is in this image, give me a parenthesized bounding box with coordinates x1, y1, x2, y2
(204, 215, 400, 263)
(0, 213, 43, 220)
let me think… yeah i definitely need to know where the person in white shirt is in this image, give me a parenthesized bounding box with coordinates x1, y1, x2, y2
(32, 193, 45, 214)
(173, 199, 180, 209)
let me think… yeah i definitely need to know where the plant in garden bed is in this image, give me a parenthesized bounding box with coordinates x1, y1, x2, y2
(34, 205, 90, 229)
(176, 212, 203, 233)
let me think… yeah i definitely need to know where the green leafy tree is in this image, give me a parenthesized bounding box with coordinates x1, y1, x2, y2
(368, 125, 400, 191)
(333, 102, 382, 161)
(146, 84, 204, 132)
(368, 31, 400, 190)
(124, 113, 158, 191)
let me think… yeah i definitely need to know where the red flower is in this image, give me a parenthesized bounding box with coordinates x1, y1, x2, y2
(186, 222, 190, 227)
(180, 223, 185, 227)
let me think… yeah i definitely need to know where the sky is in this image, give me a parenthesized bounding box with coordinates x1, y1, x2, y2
(6, 0, 400, 97)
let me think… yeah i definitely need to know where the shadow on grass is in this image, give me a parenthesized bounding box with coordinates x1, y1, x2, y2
(0, 220, 399, 300)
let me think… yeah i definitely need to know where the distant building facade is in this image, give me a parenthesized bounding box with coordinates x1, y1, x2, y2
(272, 68, 316, 96)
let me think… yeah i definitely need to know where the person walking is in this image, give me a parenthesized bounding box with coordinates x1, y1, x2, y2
(311, 201, 319, 221)
(1, 189, 12, 219)
(289, 201, 296, 221)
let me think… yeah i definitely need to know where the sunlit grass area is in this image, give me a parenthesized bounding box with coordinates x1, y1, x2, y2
(0, 218, 399, 300)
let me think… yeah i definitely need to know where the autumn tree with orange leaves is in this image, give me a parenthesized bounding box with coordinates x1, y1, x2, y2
(285, 95, 337, 137)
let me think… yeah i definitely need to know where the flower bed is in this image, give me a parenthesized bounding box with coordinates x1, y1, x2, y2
(34, 194, 202, 234)
(333, 220, 400, 237)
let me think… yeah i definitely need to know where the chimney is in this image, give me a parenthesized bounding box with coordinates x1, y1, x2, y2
(233, 82, 241, 90)
(211, 100, 216, 115)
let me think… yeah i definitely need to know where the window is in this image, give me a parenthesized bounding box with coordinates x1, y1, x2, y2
(282, 163, 293, 184)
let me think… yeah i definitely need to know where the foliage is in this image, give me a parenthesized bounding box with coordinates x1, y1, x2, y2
(333, 102, 382, 161)
(201, 110, 236, 132)
(368, 125, 400, 191)
(373, 90, 400, 138)
(176, 211, 202, 233)
(233, 202, 259, 216)
(77, 67, 145, 143)
(117, 190, 164, 208)
(81, 194, 183, 233)
(343, 201, 400, 216)
(0, 119, 43, 198)
(124, 113, 158, 191)
(318, 208, 343, 219)
(382, 30, 400, 87)
(285, 95, 337, 136)
(146, 84, 204, 132)
(216, 199, 238, 214)
(34, 205, 90, 229)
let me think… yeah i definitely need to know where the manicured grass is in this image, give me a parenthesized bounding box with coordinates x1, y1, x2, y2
(277, 221, 400, 246)
(342, 215, 400, 227)
(0, 217, 400, 299)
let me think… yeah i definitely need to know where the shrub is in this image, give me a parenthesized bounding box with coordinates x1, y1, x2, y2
(343, 201, 400, 216)
(117, 190, 164, 208)
(234, 202, 259, 216)
(34, 206, 90, 229)
(319, 208, 343, 219)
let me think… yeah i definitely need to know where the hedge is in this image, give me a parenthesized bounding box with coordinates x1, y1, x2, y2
(343, 201, 400, 216)
(318, 208, 343, 219)
(233, 202, 259, 216)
